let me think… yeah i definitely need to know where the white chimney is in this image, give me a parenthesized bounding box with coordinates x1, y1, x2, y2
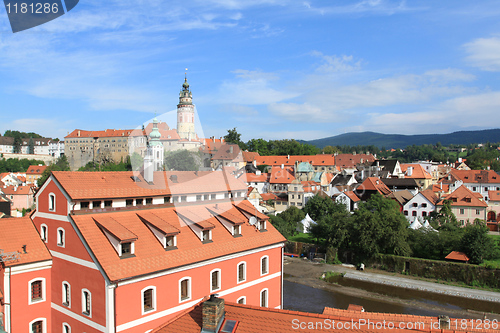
(458, 157, 462, 163)
(281, 164, 284, 169)
(407, 166, 413, 177)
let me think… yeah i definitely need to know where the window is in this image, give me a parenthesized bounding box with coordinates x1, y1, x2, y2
(261, 256, 269, 275)
(260, 289, 268, 307)
(237, 262, 246, 283)
(422, 203, 427, 208)
(142, 287, 156, 314)
(145, 198, 153, 205)
(126, 199, 134, 207)
(211, 194, 216, 200)
(121, 242, 132, 256)
(63, 323, 71, 333)
(104, 200, 112, 207)
(49, 193, 56, 211)
(164, 196, 171, 203)
(31, 280, 43, 301)
(166, 235, 176, 248)
(62, 282, 70, 306)
(237, 297, 246, 304)
(82, 289, 91, 316)
(92, 201, 101, 208)
(181, 196, 187, 202)
(40, 224, 48, 242)
(412, 203, 418, 207)
(403, 210, 408, 216)
(460, 208, 465, 214)
(211, 269, 221, 292)
(30, 319, 44, 333)
(179, 278, 191, 302)
(258, 220, 266, 231)
(56, 227, 65, 247)
(422, 211, 427, 217)
(80, 201, 89, 209)
(196, 195, 202, 201)
(234, 225, 241, 236)
(136, 198, 143, 206)
(412, 211, 417, 216)
(204, 194, 209, 200)
(476, 209, 480, 215)
(202, 230, 211, 242)
(473, 187, 477, 191)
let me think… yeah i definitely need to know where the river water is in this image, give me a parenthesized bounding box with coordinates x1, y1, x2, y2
(283, 279, 499, 319)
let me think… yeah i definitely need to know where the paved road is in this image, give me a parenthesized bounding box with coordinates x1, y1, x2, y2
(326, 264, 500, 303)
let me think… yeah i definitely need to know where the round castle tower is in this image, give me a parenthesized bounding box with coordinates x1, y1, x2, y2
(177, 75, 196, 140)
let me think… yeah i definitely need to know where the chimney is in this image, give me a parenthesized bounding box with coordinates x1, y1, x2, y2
(22, 245, 27, 253)
(438, 315, 450, 329)
(229, 146, 233, 154)
(407, 166, 413, 177)
(287, 154, 290, 159)
(253, 160, 257, 168)
(77, 130, 81, 137)
(202, 294, 225, 333)
(170, 175, 178, 183)
(281, 164, 284, 170)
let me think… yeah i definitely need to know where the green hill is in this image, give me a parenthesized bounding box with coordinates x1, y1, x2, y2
(302, 129, 500, 149)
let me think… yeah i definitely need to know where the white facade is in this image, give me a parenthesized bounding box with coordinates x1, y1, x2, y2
(403, 193, 437, 220)
(48, 141, 65, 158)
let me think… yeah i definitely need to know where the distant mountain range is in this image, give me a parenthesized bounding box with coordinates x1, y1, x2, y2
(301, 129, 500, 149)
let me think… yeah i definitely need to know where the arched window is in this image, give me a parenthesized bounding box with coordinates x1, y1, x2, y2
(210, 269, 221, 292)
(488, 211, 496, 221)
(261, 256, 269, 276)
(62, 282, 70, 307)
(142, 286, 156, 314)
(29, 318, 46, 333)
(179, 277, 191, 302)
(57, 227, 65, 247)
(49, 193, 56, 211)
(237, 262, 246, 283)
(237, 296, 246, 304)
(40, 224, 48, 242)
(260, 289, 268, 307)
(62, 323, 71, 333)
(82, 289, 91, 317)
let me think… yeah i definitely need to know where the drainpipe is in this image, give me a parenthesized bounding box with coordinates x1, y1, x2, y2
(3, 267, 11, 333)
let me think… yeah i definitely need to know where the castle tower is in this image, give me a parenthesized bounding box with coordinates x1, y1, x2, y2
(177, 74, 196, 140)
(144, 116, 164, 182)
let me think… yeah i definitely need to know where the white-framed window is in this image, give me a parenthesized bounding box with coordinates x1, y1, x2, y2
(119, 241, 134, 257)
(233, 225, 241, 236)
(202, 230, 211, 242)
(237, 262, 246, 283)
(29, 278, 46, 304)
(82, 289, 91, 317)
(237, 296, 246, 304)
(62, 281, 71, 307)
(261, 256, 269, 276)
(210, 269, 221, 292)
(260, 288, 268, 307)
(142, 286, 156, 315)
(179, 277, 191, 302)
(40, 224, 48, 242)
(62, 323, 71, 333)
(29, 318, 46, 333)
(258, 220, 266, 231)
(49, 193, 56, 211)
(57, 227, 65, 247)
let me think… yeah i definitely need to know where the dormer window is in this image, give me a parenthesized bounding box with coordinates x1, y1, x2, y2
(136, 198, 143, 206)
(202, 230, 211, 242)
(166, 235, 176, 247)
(121, 242, 132, 256)
(95, 216, 138, 259)
(234, 225, 241, 236)
(80, 201, 89, 209)
(258, 220, 266, 232)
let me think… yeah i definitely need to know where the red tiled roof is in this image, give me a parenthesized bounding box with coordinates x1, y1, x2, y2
(244, 173, 270, 183)
(419, 189, 439, 205)
(137, 211, 180, 236)
(70, 200, 283, 281)
(437, 185, 488, 207)
(401, 164, 432, 179)
(200, 138, 225, 154)
(488, 190, 500, 201)
(242, 151, 260, 163)
(2, 185, 35, 195)
(27, 165, 47, 175)
(207, 202, 247, 225)
(334, 154, 375, 169)
(445, 251, 469, 262)
(431, 183, 449, 193)
(449, 169, 500, 184)
(212, 144, 243, 161)
(94, 216, 138, 242)
(0, 217, 51, 267)
(154, 300, 490, 333)
(357, 177, 392, 196)
(166, 170, 248, 195)
(260, 193, 277, 201)
(256, 155, 337, 167)
(344, 191, 360, 202)
(65, 128, 135, 138)
(269, 166, 295, 184)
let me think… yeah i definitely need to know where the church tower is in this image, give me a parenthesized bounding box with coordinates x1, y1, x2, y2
(144, 116, 164, 182)
(177, 74, 196, 140)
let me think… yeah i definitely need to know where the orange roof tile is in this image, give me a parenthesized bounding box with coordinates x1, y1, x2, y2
(71, 201, 284, 282)
(334, 154, 375, 169)
(260, 193, 278, 201)
(137, 211, 180, 236)
(154, 300, 491, 333)
(357, 177, 392, 196)
(431, 183, 449, 193)
(488, 190, 500, 201)
(256, 154, 337, 167)
(2, 185, 35, 195)
(269, 166, 295, 184)
(420, 189, 439, 205)
(94, 216, 138, 242)
(344, 191, 360, 202)
(401, 164, 432, 179)
(450, 169, 500, 184)
(65, 128, 135, 138)
(437, 185, 488, 207)
(0, 217, 51, 267)
(207, 202, 247, 225)
(242, 151, 260, 163)
(27, 165, 47, 175)
(445, 251, 469, 262)
(244, 173, 270, 183)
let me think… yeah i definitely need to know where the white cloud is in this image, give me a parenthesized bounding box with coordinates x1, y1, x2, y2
(218, 70, 298, 105)
(311, 51, 362, 73)
(464, 36, 500, 71)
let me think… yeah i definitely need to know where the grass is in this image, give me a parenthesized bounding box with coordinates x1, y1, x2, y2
(288, 233, 316, 243)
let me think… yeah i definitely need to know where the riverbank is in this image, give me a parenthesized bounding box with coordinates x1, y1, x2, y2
(283, 256, 500, 320)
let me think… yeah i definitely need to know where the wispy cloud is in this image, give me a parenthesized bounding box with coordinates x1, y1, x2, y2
(311, 51, 362, 73)
(464, 36, 500, 71)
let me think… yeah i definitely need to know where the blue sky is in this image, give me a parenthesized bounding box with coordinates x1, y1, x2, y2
(1, 0, 500, 142)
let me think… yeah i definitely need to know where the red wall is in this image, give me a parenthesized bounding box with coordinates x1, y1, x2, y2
(37, 179, 68, 216)
(115, 246, 282, 332)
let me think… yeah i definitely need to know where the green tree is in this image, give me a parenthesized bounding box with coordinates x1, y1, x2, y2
(460, 221, 495, 264)
(130, 152, 144, 171)
(322, 145, 341, 154)
(13, 137, 22, 154)
(278, 206, 305, 235)
(28, 137, 35, 154)
(164, 150, 199, 171)
(224, 128, 247, 150)
(303, 194, 337, 221)
(38, 155, 70, 187)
